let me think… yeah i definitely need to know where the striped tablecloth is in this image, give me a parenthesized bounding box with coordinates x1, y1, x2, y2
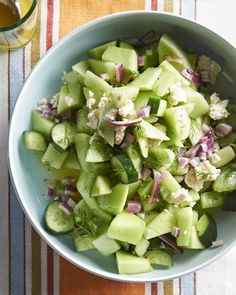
(1, 1, 236, 294)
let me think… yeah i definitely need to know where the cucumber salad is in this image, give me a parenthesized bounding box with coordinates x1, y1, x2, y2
(23, 33, 236, 274)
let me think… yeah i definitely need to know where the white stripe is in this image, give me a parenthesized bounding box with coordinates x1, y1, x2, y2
(40, 0, 48, 57)
(24, 218, 32, 295)
(52, 0, 60, 45)
(173, 278, 180, 295)
(25, 43, 32, 79)
(0, 51, 9, 295)
(145, 0, 152, 11)
(145, 282, 152, 295)
(173, 0, 180, 14)
(41, 240, 47, 295)
(158, 281, 164, 295)
(158, 0, 164, 12)
(53, 252, 60, 295)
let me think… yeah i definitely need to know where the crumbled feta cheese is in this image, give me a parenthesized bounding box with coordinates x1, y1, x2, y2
(168, 84, 187, 106)
(114, 126, 126, 145)
(118, 100, 135, 118)
(87, 109, 99, 129)
(98, 96, 109, 109)
(183, 230, 188, 235)
(86, 97, 96, 109)
(88, 90, 94, 98)
(168, 188, 193, 205)
(64, 96, 74, 106)
(185, 169, 204, 192)
(197, 55, 221, 84)
(208, 93, 229, 120)
(38, 98, 48, 105)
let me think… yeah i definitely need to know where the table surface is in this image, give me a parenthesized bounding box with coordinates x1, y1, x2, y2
(1, 1, 236, 294)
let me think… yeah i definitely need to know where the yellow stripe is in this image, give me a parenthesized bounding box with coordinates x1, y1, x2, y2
(31, 0, 41, 67)
(164, 0, 174, 13)
(164, 280, 174, 295)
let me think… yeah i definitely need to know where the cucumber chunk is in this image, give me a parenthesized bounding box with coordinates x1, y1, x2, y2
(127, 181, 140, 200)
(63, 71, 80, 84)
(134, 91, 158, 110)
(177, 207, 193, 247)
(51, 122, 76, 150)
(148, 97, 167, 117)
(76, 107, 94, 135)
(140, 120, 169, 140)
(209, 146, 235, 168)
(31, 110, 55, 141)
(213, 164, 236, 192)
(44, 200, 75, 234)
(111, 154, 138, 184)
(145, 250, 173, 267)
(200, 191, 224, 209)
(144, 147, 175, 172)
(189, 117, 204, 146)
(196, 213, 217, 248)
(130, 67, 162, 90)
(93, 233, 120, 256)
(86, 135, 112, 163)
(91, 176, 112, 197)
(42, 143, 68, 169)
(135, 238, 150, 257)
(138, 179, 158, 212)
(73, 235, 95, 251)
(88, 41, 117, 60)
(112, 86, 139, 108)
(87, 59, 116, 80)
(161, 172, 181, 192)
(116, 251, 152, 274)
(84, 70, 112, 95)
(126, 144, 142, 177)
(72, 60, 89, 83)
(107, 212, 145, 245)
(23, 131, 47, 152)
(187, 226, 205, 249)
(62, 148, 81, 170)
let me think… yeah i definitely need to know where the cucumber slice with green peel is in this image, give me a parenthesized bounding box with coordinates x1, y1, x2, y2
(130, 67, 162, 90)
(127, 181, 140, 200)
(158, 34, 192, 70)
(183, 87, 209, 119)
(153, 60, 190, 97)
(177, 207, 193, 247)
(140, 120, 169, 140)
(31, 110, 55, 141)
(192, 210, 199, 225)
(57, 83, 85, 114)
(138, 179, 158, 212)
(84, 70, 112, 95)
(87, 59, 116, 80)
(148, 97, 167, 117)
(51, 122, 76, 150)
(112, 86, 139, 108)
(164, 106, 191, 141)
(76, 107, 94, 135)
(187, 226, 205, 249)
(161, 172, 181, 192)
(107, 212, 145, 245)
(168, 159, 189, 176)
(145, 210, 175, 239)
(138, 42, 159, 71)
(118, 40, 134, 49)
(44, 200, 75, 234)
(86, 135, 112, 163)
(126, 144, 142, 177)
(62, 148, 81, 170)
(73, 235, 96, 251)
(135, 238, 150, 257)
(23, 131, 47, 152)
(42, 143, 68, 169)
(97, 184, 129, 215)
(63, 71, 80, 84)
(145, 116, 159, 124)
(88, 41, 117, 60)
(143, 147, 175, 172)
(134, 91, 159, 110)
(196, 213, 217, 248)
(213, 164, 236, 192)
(209, 146, 235, 168)
(189, 190, 200, 202)
(189, 117, 204, 146)
(102, 46, 138, 72)
(76, 171, 112, 221)
(200, 191, 224, 209)
(72, 60, 89, 83)
(145, 250, 173, 267)
(91, 176, 112, 197)
(93, 233, 121, 256)
(219, 132, 236, 148)
(111, 154, 138, 184)
(116, 251, 152, 274)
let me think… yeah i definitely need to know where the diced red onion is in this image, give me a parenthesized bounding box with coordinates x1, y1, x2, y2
(210, 240, 224, 249)
(67, 198, 76, 208)
(202, 123, 211, 133)
(58, 193, 69, 203)
(137, 56, 145, 66)
(47, 187, 55, 198)
(60, 111, 71, 121)
(100, 72, 109, 80)
(149, 170, 161, 204)
(215, 123, 233, 138)
(141, 168, 151, 181)
(178, 157, 189, 168)
(171, 227, 181, 238)
(64, 185, 77, 196)
(115, 63, 124, 83)
(167, 56, 184, 64)
(182, 68, 202, 85)
(58, 202, 73, 215)
(127, 201, 142, 213)
(137, 106, 151, 118)
(158, 234, 183, 254)
(189, 157, 200, 168)
(108, 118, 142, 127)
(128, 76, 134, 83)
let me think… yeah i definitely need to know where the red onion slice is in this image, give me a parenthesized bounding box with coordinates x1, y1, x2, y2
(171, 227, 181, 238)
(138, 56, 145, 66)
(47, 187, 55, 198)
(178, 157, 189, 168)
(158, 234, 183, 254)
(108, 118, 142, 127)
(127, 201, 142, 213)
(58, 202, 73, 215)
(137, 106, 151, 118)
(115, 63, 124, 83)
(149, 170, 161, 204)
(141, 168, 151, 181)
(182, 68, 202, 85)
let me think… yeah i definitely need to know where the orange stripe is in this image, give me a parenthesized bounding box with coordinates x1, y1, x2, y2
(164, 280, 173, 295)
(164, 0, 174, 13)
(46, 0, 54, 50)
(60, 257, 145, 295)
(151, 0, 158, 11)
(59, 0, 145, 38)
(47, 246, 54, 295)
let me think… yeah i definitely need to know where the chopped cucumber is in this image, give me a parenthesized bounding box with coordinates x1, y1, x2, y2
(87, 59, 116, 80)
(88, 41, 117, 60)
(144, 147, 175, 172)
(62, 148, 81, 170)
(187, 226, 205, 249)
(42, 143, 68, 169)
(145, 250, 173, 267)
(200, 191, 224, 209)
(51, 122, 76, 150)
(72, 60, 89, 83)
(31, 110, 55, 141)
(73, 235, 96, 251)
(196, 213, 217, 248)
(84, 70, 112, 95)
(177, 207, 193, 247)
(134, 91, 158, 110)
(93, 233, 121, 256)
(130, 67, 162, 90)
(127, 181, 140, 200)
(135, 238, 150, 257)
(213, 164, 236, 192)
(91, 176, 112, 197)
(23, 131, 47, 152)
(209, 146, 235, 168)
(148, 97, 167, 117)
(112, 86, 139, 108)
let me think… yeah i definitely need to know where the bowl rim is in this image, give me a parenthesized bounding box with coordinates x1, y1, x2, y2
(8, 10, 236, 283)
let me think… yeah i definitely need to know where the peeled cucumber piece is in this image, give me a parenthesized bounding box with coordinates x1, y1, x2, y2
(76, 107, 94, 135)
(42, 143, 68, 170)
(164, 106, 191, 141)
(213, 164, 236, 192)
(72, 60, 89, 83)
(129, 67, 162, 90)
(62, 148, 81, 170)
(143, 147, 175, 172)
(200, 191, 224, 209)
(73, 235, 95, 252)
(177, 207, 193, 247)
(158, 34, 192, 70)
(134, 91, 159, 110)
(51, 122, 76, 150)
(140, 120, 169, 141)
(97, 184, 128, 215)
(93, 233, 120, 256)
(102, 46, 138, 72)
(189, 117, 204, 146)
(116, 251, 152, 274)
(107, 212, 145, 245)
(86, 134, 112, 163)
(63, 71, 80, 84)
(187, 226, 205, 249)
(135, 238, 150, 257)
(112, 86, 139, 108)
(88, 41, 117, 60)
(87, 59, 116, 80)
(138, 179, 158, 212)
(84, 70, 112, 95)
(91, 176, 112, 197)
(23, 131, 47, 152)
(209, 146, 235, 168)
(31, 110, 55, 141)
(145, 250, 173, 267)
